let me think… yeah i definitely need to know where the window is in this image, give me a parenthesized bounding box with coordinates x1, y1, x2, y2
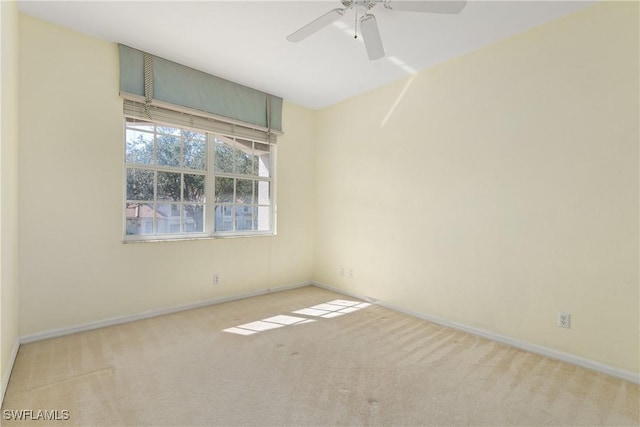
(124, 118, 274, 241)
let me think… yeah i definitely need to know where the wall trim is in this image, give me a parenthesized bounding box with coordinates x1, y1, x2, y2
(1, 338, 20, 407)
(312, 281, 640, 385)
(19, 281, 311, 345)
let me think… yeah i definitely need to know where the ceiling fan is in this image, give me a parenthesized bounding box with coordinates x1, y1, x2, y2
(287, 0, 467, 61)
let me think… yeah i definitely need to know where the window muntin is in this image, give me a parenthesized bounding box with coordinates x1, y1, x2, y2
(124, 118, 273, 240)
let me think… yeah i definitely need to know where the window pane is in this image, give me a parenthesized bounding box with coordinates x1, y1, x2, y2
(256, 206, 271, 231)
(236, 205, 253, 231)
(214, 137, 234, 173)
(215, 205, 233, 231)
(255, 181, 270, 205)
(215, 177, 234, 202)
(157, 134, 180, 167)
(184, 132, 206, 170)
(127, 168, 154, 200)
(156, 203, 181, 234)
(126, 203, 154, 235)
(157, 126, 180, 136)
(235, 139, 255, 175)
(157, 171, 181, 202)
(252, 155, 259, 176)
(236, 179, 253, 204)
(184, 174, 205, 202)
(125, 129, 154, 165)
(184, 204, 204, 233)
(256, 143, 271, 178)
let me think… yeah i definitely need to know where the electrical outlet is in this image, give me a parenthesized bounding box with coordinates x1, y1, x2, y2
(339, 266, 345, 277)
(213, 274, 221, 285)
(558, 312, 570, 328)
(348, 268, 354, 279)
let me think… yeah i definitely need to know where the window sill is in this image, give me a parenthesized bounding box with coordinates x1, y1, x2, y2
(122, 232, 275, 244)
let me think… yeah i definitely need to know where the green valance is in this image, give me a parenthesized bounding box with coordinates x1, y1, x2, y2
(118, 44, 283, 134)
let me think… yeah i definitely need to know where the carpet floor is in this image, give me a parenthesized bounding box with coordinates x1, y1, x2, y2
(2, 286, 639, 426)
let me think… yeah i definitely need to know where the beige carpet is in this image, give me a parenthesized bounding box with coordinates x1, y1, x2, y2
(2, 286, 639, 426)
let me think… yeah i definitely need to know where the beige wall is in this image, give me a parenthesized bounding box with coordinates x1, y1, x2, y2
(17, 15, 315, 336)
(314, 2, 639, 374)
(1, 0, 20, 398)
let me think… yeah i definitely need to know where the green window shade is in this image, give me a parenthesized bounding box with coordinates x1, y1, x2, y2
(118, 44, 283, 135)
(119, 44, 145, 96)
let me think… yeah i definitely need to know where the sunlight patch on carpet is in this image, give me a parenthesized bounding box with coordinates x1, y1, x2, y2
(223, 299, 371, 336)
(221, 327, 258, 336)
(294, 300, 371, 318)
(224, 315, 314, 335)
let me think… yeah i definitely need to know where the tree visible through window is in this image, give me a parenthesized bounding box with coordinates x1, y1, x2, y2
(124, 118, 273, 240)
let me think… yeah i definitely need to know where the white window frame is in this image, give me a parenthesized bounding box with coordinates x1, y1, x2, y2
(123, 116, 277, 242)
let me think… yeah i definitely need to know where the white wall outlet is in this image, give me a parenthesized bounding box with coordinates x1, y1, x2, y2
(348, 268, 354, 279)
(558, 312, 570, 328)
(339, 266, 345, 277)
(213, 274, 221, 285)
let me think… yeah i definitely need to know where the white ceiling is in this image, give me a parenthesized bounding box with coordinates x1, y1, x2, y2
(18, 0, 596, 110)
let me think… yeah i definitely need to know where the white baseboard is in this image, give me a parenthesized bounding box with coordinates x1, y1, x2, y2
(1, 338, 20, 407)
(312, 281, 640, 385)
(20, 281, 311, 345)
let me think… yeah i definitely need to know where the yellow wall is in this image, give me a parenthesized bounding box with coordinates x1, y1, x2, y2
(17, 15, 315, 336)
(1, 0, 20, 397)
(314, 2, 639, 373)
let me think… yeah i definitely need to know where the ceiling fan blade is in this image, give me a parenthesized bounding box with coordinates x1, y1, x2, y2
(384, 0, 467, 14)
(360, 14, 385, 61)
(286, 8, 346, 42)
